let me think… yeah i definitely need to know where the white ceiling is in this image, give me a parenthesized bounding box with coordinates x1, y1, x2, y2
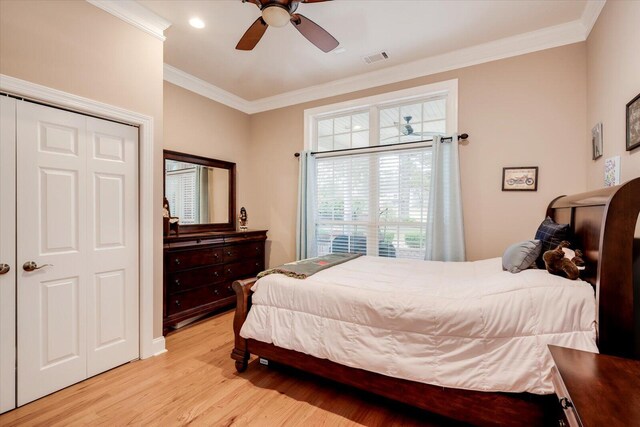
(136, 0, 597, 107)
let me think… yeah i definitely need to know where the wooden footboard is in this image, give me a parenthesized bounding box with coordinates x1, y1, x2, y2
(230, 277, 256, 373)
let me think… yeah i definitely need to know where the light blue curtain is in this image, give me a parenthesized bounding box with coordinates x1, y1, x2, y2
(296, 151, 316, 260)
(425, 134, 466, 261)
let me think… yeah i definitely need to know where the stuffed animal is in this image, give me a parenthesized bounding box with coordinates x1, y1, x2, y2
(542, 241, 584, 280)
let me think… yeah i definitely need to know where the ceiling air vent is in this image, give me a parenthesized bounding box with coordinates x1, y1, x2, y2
(363, 51, 389, 64)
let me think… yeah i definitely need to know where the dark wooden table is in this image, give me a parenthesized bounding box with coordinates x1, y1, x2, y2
(549, 345, 640, 426)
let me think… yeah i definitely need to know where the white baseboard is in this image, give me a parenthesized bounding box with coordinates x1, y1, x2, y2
(150, 336, 167, 357)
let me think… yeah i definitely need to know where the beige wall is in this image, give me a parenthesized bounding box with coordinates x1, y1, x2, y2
(246, 43, 588, 266)
(163, 82, 251, 222)
(586, 0, 640, 189)
(0, 1, 165, 337)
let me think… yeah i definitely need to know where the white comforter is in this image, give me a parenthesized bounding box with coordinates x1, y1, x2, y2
(240, 256, 597, 394)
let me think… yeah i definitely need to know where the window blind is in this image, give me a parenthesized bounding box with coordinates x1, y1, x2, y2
(166, 167, 198, 224)
(314, 147, 432, 259)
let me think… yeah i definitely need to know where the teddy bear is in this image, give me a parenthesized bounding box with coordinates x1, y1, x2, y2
(542, 241, 585, 280)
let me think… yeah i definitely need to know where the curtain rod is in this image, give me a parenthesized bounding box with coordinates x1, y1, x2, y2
(294, 133, 468, 158)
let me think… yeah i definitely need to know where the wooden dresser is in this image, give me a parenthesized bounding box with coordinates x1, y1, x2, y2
(163, 229, 267, 334)
(549, 345, 640, 426)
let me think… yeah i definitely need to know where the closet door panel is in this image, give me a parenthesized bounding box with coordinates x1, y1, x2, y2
(0, 96, 16, 414)
(17, 101, 88, 406)
(86, 117, 139, 377)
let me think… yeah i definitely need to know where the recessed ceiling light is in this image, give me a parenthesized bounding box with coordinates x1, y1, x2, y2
(189, 17, 205, 29)
(333, 47, 347, 54)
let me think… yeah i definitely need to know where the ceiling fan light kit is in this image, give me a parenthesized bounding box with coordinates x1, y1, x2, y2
(237, 0, 339, 53)
(262, 5, 290, 27)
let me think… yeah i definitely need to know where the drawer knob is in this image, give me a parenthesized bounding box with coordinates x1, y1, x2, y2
(174, 279, 180, 287)
(255, 247, 259, 251)
(214, 271, 219, 277)
(175, 300, 181, 307)
(227, 251, 232, 256)
(174, 258, 181, 265)
(255, 262, 259, 267)
(559, 397, 573, 410)
(227, 286, 232, 292)
(227, 269, 232, 275)
(214, 289, 219, 295)
(214, 253, 219, 259)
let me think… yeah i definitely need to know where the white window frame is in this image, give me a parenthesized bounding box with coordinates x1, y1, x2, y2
(304, 79, 458, 152)
(305, 79, 458, 258)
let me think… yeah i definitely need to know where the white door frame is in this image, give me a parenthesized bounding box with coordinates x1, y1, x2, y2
(0, 74, 164, 359)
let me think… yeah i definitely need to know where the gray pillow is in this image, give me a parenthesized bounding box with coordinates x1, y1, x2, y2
(502, 240, 542, 273)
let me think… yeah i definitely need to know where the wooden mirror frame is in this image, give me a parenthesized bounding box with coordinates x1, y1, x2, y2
(163, 150, 236, 233)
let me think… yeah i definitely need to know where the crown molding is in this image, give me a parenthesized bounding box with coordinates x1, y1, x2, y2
(163, 64, 252, 114)
(581, 0, 607, 37)
(86, 0, 171, 41)
(164, 2, 605, 114)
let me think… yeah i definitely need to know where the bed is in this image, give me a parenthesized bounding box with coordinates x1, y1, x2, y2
(230, 178, 640, 426)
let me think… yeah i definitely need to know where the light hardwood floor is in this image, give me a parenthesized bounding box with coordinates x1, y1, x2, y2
(0, 311, 456, 426)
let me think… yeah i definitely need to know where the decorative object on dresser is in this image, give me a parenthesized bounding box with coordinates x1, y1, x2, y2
(239, 207, 248, 230)
(549, 345, 640, 427)
(163, 196, 180, 236)
(163, 229, 267, 334)
(627, 92, 640, 151)
(502, 166, 538, 191)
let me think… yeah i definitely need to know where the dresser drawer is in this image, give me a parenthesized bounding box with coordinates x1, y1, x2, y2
(167, 266, 225, 294)
(167, 284, 230, 316)
(224, 260, 263, 279)
(551, 366, 581, 427)
(223, 243, 264, 263)
(167, 247, 223, 272)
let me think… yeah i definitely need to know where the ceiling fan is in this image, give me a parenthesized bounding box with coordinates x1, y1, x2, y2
(383, 116, 441, 141)
(236, 0, 339, 53)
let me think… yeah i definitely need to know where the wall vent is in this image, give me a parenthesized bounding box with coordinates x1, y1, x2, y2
(363, 51, 389, 64)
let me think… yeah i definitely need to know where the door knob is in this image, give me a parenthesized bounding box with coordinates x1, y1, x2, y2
(23, 261, 53, 272)
(0, 264, 10, 275)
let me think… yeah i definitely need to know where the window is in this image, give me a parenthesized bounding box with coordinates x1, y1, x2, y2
(308, 81, 457, 260)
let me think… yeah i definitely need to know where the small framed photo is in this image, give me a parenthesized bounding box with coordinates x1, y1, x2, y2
(604, 156, 620, 187)
(592, 122, 603, 160)
(502, 167, 538, 191)
(627, 93, 640, 151)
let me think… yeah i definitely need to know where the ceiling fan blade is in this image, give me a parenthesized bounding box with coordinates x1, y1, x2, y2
(236, 17, 268, 51)
(290, 14, 338, 53)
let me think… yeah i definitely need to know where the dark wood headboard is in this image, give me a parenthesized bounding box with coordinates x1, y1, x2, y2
(546, 177, 640, 358)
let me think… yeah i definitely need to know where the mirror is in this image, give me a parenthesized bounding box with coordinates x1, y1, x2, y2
(164, 150, 236, 232)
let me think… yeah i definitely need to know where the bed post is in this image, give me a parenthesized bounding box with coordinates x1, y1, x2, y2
(230, 278, 256, 372)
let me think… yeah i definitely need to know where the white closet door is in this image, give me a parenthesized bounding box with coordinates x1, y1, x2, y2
(17, 101, 89, 405)
(86, 116, 139, 376)
(16, 101, 140, 405)
(0, 96, 16, 414)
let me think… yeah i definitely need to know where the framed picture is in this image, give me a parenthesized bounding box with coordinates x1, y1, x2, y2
(592, 122, 603, 160)
(627, 93, 640, 151)
(604, 156, 620, 187)
(502, 167, 538, 191)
